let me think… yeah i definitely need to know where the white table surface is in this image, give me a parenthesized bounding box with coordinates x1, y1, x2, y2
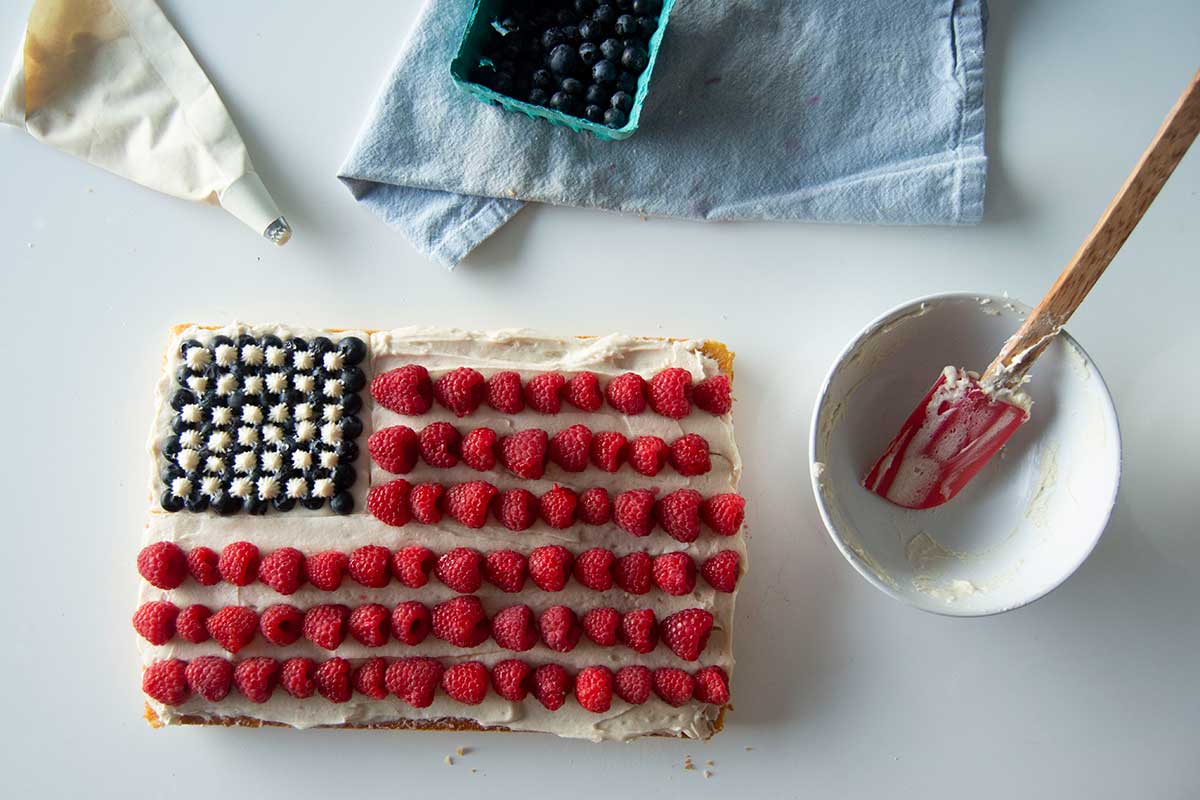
(2, 1, 1197, 797)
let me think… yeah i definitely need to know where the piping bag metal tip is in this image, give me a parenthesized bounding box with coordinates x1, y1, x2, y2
(264, 217, 292, 246)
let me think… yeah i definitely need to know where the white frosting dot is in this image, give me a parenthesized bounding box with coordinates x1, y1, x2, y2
(323, 379, 344, 399)
(242, 405, 264, 425)
(186, 375, 208, 395)
(207, 431, 232, 452)
(266, 346, 286, 367)
(214, 344, 237, 366)
(294, 403, 314, 421)
(230, 477, 253, 498)
(185, 347, 211, 370)
(320, 422, 343, 445)
(211, 406, 233, 426)
(177, 448, 200, 471)
(293, 374, 316, 393)
(241, 344, 264, 366)
(179, 430, 201, 448)
(263, 425, 284, 445)
(262, 450, 284, 472)
(269, 403, 290, 423)
(234, 451, 257, 473)
(237, 426, 259, 446)
(216, 375, 237, 396)
(200, 475, 222, 498)
(243, 375, 264, 395)
(320, 450, 339, 469)
(286, 476, 309, 499)
(313, 477, 335, 498)
(204, 455, 225, 474)
(266, 373, 288, 393)
(323, 351, 345, 371)
(296, 421, 317, 443)
(293, 351, 314, 371)
(257, 476, 280, 500)
(181, 404, 202, 423)
(322, 404, 343, 423)
(170, 476, 192, 498)
(291, 450, 314, 470)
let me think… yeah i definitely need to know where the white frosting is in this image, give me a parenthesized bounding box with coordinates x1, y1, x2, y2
(207, 431, 231, 453)
(179, 430, 201, 449)
(143, 326, 741, 742)
(322, 405, 343, 423)
(320, 422, 342, 445)
(180, 404, 201, 423)
(242, 405, 264, 425)
(265, 346, 286, 367)
(169, 476, 192, 498)
(323, 351, 344, 371)
(323, 378, 344, 399)
(268, 403, 290, 423)
(320, 451, 339, 469)
(186, 375, 208, 395)
(295, 420, 317, 443)
(215, 374, 237, 396)
(312, 477, 335, 498)
(291, 450, 313, 470)
(241, 344, 264, 366)
(266, 373, 287, 394)
(212, 407, 233, 426)
(234, 451, 257, 473)
(237, 427, 259, 447)
(214, 344, 237, 367)
(262, 450, 283, 472)
(293, 350, 314, 371)
(184, 346, 210, 370)
(293, 374, 315, 393)
(200, 475, 221, 498)
(243, 375, 264, 396)
(294, 403, 314, 421)
(204, 455, 225, 474)
(176, 448, 199, 471)
(230, 477, 254, 499)
(286, 476, 309, 499)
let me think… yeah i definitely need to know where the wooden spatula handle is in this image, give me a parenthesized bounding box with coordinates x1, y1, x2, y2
(982, 68, 1200, 388)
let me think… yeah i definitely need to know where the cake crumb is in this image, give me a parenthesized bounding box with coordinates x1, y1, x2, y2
(456, 746, 470, 756)
(744, 746, 753, 751)
(706, 760, 715, 767)
(683, 756, 695, 771)
(470, 768, 477, 774)
(444, 756, 453, 766)
(703, 770, 713, 779)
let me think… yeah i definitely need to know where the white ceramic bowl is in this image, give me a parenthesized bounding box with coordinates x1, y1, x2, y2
(809, 293, 1121, 616)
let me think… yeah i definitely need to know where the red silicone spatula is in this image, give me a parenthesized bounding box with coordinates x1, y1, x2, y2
(865, 68, 1200, 510)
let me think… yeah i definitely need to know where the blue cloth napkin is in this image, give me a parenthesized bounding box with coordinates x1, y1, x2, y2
(339, 0, 988, 268)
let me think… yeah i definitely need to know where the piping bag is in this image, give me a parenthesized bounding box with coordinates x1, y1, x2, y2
(0, 0, 291, 244)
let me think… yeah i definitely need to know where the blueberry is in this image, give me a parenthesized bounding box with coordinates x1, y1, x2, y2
(528, 87, 549, 105)
(585, 83, 608, 105)
(178, 339, 203, 358)
(341, 366, 366, 393)
(611, 90, 635, 111)
(578, 19, 602, 41)
(236, 334, 256, 350)
(301, 496, 325, 511)
(600, 37, 623, 61)
(284, 337, 308, 354)
(330, 492, 354, 516)
(210, 335, 234, 349)
(174, 365, 194, 386)
(493, 71, 515, 94)
(214, 494, 241, 516)
(592, 59, 618, 84)
(621, 44, 648, 72)
(160, 490, 184, 513)
(616, 70, 639, 92)
(337, 336, 366, 365)
(633, 0, 660, 13)
(576, 0, 598, 12)
(563, 25, 582, 45)
(561, 77, 585, 96)
(533, 68, 555, 89)
(637, 15, 658, 38)
(160, 462, 184, 484)
(604, 107, 628, 128)
(170, 416, 192, 435)
(614, 14, 638, 36)
(542, 27, 566, 49)
(161, 437, 182, 459)
(244, 496, 269, 515)
(341, 393, 363, 416)
(185, 492, 209, 513)
(579, 42, 601, 66)
(227, 390, 247, 410)
(549, 91, 575, 112)
(548, 44, 579, 75)
(340, 415, 363, 440)
(585, 104, 605, 122)
(617, 0, 633, 9)
(337, 440, 360, 462)
(557, 8, 577, 24)
(332, 463, 357, 489)
(272, 495, 297, 512)
(170, 389, 195, 411)
(593, 4, 617, 26)
(310, 336, 334, 357)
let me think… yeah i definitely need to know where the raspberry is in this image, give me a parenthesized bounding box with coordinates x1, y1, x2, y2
(605, 372, 647, 415)
(653, 667, 695, 706)
(693, 374, 732, 414)
(259, 603, 304, 646)
(581, 607, 621, 646)
(539, 485, 577, 528)
(258, 547, 306, 595)
(137, 541, 186, 589)
(653, 552, 697, 596)
(539, 605, 582, 652)
(353, 656, 389, 699)
(442, 661, 489, 705)
(434, 367, 486, 417)
(532, 663, 571, 711)
(303, 604, 350, 650)
(234, 657, 280, 703)
(574, 547, 615, 591)
(613, 551, 653, 594)
(409, 482, 445, 524)
(628, 436, 668, 476)
(528, 545, 574, 591)
(371, 364, 433, 416)
(176, 604, 211, 643)
(435, 547, 484, 593)
(648, 368, 693, 418)
(491, 604, 538, 651)
(590, 431, 627, 472)
(280, 657, 317, 698)
(305, 550, 349, 591)
(701, 550, 741, 592)
(614, 489, 656, 536)
(217, 541, 260, 586)
(495, 488, 538, 531)
(491, 659, 532, 701)
(693, 665, 730, 704)
(499, 429, 548, 480)
(143, 659, 189, 705)
(619, 608, 658, 654)
(368, 424, 420, 473)
(525, 372, 565, 414)
(575, 666, 614, 713)
(577, 487, 612, 525)
(348, 545, 392, 588)
(185, 546, 220, 586)
(445, 481, 498, 528)
(391, 545, 435, 588)
(133, 600, 178, 645)
(349, 603, 391, 647)
(185, 655, 233, 701)
(390, 601, 432, 645)
(660, 608, 714, 661)
(563, 371, 602, 411)
(484, 550, 527, 593)
(206, 606, 258, 653)
(314, 657, 352, 703)
(386, 657, 444, 708)
(461, 427, 498, 471)
(656, 489, 703, 543)
(548, 424, 592, 472)
(668, 433, 711, 476)
(614, 665, 652, 704)
(431, 595, 490, 647)
(367, 479, 413, 527)
(419, 421, 461, 468)
(701, 493, 745, 536)
(485, 370, 525, 413)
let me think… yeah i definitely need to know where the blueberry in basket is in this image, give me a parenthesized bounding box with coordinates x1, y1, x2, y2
(453, 0, 671, 138)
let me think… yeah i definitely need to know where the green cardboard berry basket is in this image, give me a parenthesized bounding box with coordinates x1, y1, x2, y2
(450, 0, 676, 141)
